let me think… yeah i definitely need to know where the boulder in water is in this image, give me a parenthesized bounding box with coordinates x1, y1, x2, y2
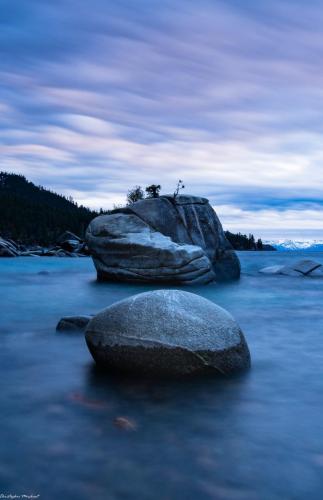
(85, 290, 251, 376)
(86, 212, 215, 285)
(56, 315, 93, 331)
(260, 259, 323, 276)
(86, 195, 240, 285)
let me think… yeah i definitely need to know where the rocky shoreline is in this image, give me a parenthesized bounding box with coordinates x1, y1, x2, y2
(0, 231, 90, 258)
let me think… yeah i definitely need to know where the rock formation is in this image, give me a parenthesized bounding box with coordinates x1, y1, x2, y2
(260, 259, 323, 277)
(0, 232, 89, 258)
(86, 195, 240, 285)
(56, 315, 93, 331)
(0, 238, 20, 257)
(85, 290, 251, 376)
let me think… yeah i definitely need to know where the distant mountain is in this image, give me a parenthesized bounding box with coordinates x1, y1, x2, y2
(265, 239, 323, 251)
(0, 172, 98, 245)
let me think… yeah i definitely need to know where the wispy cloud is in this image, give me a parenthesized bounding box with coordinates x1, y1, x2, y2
(1, 0, 323, 235)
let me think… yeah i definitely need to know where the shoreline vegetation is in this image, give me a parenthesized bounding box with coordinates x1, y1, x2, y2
(224, 231, 275, 251)
(0, 172, 275, 255)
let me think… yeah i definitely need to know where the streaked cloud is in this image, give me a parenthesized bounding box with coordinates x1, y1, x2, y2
(1, 0, 323, 236)
(217, 204, 323, 239)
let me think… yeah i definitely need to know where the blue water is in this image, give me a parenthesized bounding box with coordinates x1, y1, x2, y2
(1, 252, 323, 500)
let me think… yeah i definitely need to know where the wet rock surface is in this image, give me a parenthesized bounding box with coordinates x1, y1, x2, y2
(260, 259, 323, 277)
(0, 238, 20, 257)
(56, 315, 93, 331)
(86, 195, 240, 285)
(0, 232, 90, 258)
(85, 290, 251, 377)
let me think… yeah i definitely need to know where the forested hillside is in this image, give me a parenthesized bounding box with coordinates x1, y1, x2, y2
(0, 172, 98, 245)
(225, 231, 275, 251)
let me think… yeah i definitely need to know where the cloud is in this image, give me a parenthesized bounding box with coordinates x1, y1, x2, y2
(217, 204, 323, 239)
(2, 0, 323, 236)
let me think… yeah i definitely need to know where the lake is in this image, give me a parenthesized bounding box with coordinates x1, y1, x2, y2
(1, 252, 323, 500)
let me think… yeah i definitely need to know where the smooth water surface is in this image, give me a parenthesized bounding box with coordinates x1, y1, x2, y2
(1, 252, 323, 500)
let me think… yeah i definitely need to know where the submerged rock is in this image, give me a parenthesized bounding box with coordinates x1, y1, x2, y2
(56, 315, 93, 331)
(310, 266, 323, 276)
(259, 259, 323, 277)
(86, 195, 240, 285)
(85, 290, 250, 376)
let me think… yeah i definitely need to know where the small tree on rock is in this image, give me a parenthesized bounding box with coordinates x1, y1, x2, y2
(173, 179, 185, 199)
(127, 186, 145, 205)
(145, 184, 161, 198)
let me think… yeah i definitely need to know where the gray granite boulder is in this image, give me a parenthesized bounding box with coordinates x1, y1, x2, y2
(86, 212, 215, 284)
(86, 195, 240, 285)
(85, 290, 250, 376)
(260, 259, 323, 276)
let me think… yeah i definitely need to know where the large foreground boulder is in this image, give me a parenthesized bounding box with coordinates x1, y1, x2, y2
(85, 290, 250, 376)
(86, 195, 240, 285)
(260, 259, 323, 277)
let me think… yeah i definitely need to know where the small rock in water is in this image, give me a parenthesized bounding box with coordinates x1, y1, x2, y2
(85, 290, 250, 377)
(56, 315, 93, 331)
(294, 260, 321, 275)
(259, 259, 323, 277)
(56, 231, 81, 244)
(113, 416, 137, 431)
(259, 265, 286, 275)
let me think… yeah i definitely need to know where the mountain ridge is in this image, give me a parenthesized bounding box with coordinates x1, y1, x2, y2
(265, 239, 323, 251)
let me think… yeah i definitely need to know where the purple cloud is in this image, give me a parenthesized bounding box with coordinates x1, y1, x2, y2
(2, 0, 323, 236)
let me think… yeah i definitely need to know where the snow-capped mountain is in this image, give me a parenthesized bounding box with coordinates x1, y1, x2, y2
(265, 239, 323, 251)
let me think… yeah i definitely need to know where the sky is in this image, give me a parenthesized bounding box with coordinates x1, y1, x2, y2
(1, 0, 323, 239)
